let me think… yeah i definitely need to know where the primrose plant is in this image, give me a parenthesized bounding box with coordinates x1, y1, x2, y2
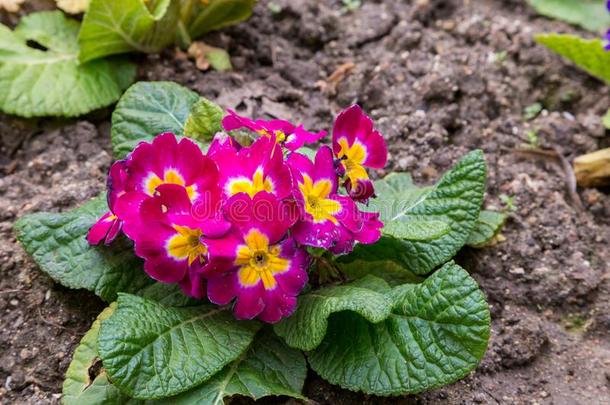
(16, 82, 505, 403)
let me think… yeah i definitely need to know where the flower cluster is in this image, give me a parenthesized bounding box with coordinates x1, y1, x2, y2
(605, 1, 610, 50)
(88, 105, 387, 323)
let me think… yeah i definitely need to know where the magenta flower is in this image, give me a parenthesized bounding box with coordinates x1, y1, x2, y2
(87, 161, 129, 245)
(210, 134, 292, 201)
(287, 146, 365, 253)
(207, 192, 309, 323)
(125, 132, 218, 202)
(127, 184, 230, 299)
(332, 105, 387, 202)
(222, 109, 327, 151)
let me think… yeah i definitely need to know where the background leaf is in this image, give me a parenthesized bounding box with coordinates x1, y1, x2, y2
(308, 261, 490, 396)
(0, 11, 135, 117)
(185, 0, 256, 39)
(111, 81, 200, 159)
(603, 108, 610, 129)
(14, 195, 153, 302)
(165, 330, 306, 404)
(343, 150, 486, 275)
(466, 210, 507, 248)
(274, 276, 393, 351)
(63, 303, 135, 405)
(183, 97, 225, 141)
(98, 294, 260, 399)
(528, 0, 610, 32)
(78, 0, 179, 63)
(535, 33, 610, 85)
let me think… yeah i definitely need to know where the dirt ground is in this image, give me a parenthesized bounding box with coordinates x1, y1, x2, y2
(1, 0, 609, 404)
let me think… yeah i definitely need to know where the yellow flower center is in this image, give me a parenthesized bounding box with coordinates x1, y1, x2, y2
(167, 225, 208, 266)
(298, 174, 341, 224)
(226, 167, 274, 198)
(235, 229, 288, 290)
(337, 138, 369, 185)
(145, 169, 197, 200)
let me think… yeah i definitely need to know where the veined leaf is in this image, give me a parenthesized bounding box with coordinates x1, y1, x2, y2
(466, 210, 507, 248)
(166, 330, 306, 404)
(535, 33, 610, 85)
(336, 260, 423, 287)
(308, 261, 490, 396)
(0, 11, 135, 117)
(344, 151, 486, 275)
(78, 0, 180, 63)
(274, 276, 392, 351)
(382, 219, 450, 241)
(62, 303, 136, 405)
(98, 294, 260, 399)
(184, 0, 256, 39)
(528, 0, 610, 32)
(14, 195, 153, 302)
(183, 97, 225, 141)
(111, 81, 200, 159)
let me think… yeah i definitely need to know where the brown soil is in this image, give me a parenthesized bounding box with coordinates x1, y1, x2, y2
(1, 0, 610, 404)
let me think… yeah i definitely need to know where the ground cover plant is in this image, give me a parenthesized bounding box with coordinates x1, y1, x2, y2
(14, 81, 506, 403)
(0, 0, 255, 117)
(3, 1, 610, 404)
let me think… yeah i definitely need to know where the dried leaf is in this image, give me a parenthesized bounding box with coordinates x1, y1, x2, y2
(317, 62, 355, 94)
(574, 148, 610, 187)
(56, 0, 90, 14)
(0, 0, 25, 12)
(187, 40, 232, 71)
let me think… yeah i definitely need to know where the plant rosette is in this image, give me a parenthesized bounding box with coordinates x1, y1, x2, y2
(15, 82, 504, 403)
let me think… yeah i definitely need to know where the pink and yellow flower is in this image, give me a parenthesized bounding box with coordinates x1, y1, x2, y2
(332, 105, 387, 201)
(210, 134, 292, 201)
(206, 192, 309, 323)
(222, 109, 327, 151)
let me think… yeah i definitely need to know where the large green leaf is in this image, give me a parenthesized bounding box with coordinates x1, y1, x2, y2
(528, 0, 610, 32)
(63, 304, 136, 405)
(0, 11, 135, 117)
(111, 81, 200, 159)
(183, 0, 256, 39)
(536, 33, 610, 85)
(308, 261, 490, 396)
(274, 276, 393, 351)
(14, 195, 153, 302)
(466, 210, 507, 248)
(382, 219, 450, 241)
(336, 260, 423, 287)
(98, 294, 260, 399)
(344, 150, 486, 275)
(78, 0, 180, 63)
(166, 330, 306, 404)
(183, 97, 225, 141)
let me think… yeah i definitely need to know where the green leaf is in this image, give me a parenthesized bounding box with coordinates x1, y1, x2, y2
(137, 282, 201, 307)
(535, 33, 610, 85)
(63, 303, 136, 405)
(204, 45, 233, 72)
(185, 0, 256, 39)
(382, 219, 450, 241)
(345, 150, 486, 275)
(0, 11, 135, 117)
(183, 97, 225, 141)
(78, 0, 180, 63)
(98, 294, 260, 399)
(336, 260, 424, 287)
(308, 261, 490, 396)
(111, 81, 200, 159)
(274, 276, 393, 351)
(528, 0, 610, 32)
(603, 108, 610, 129)
(166, 330, 306, 404)
(14, 195, 153, 302)
(466, 210, 507, 248)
